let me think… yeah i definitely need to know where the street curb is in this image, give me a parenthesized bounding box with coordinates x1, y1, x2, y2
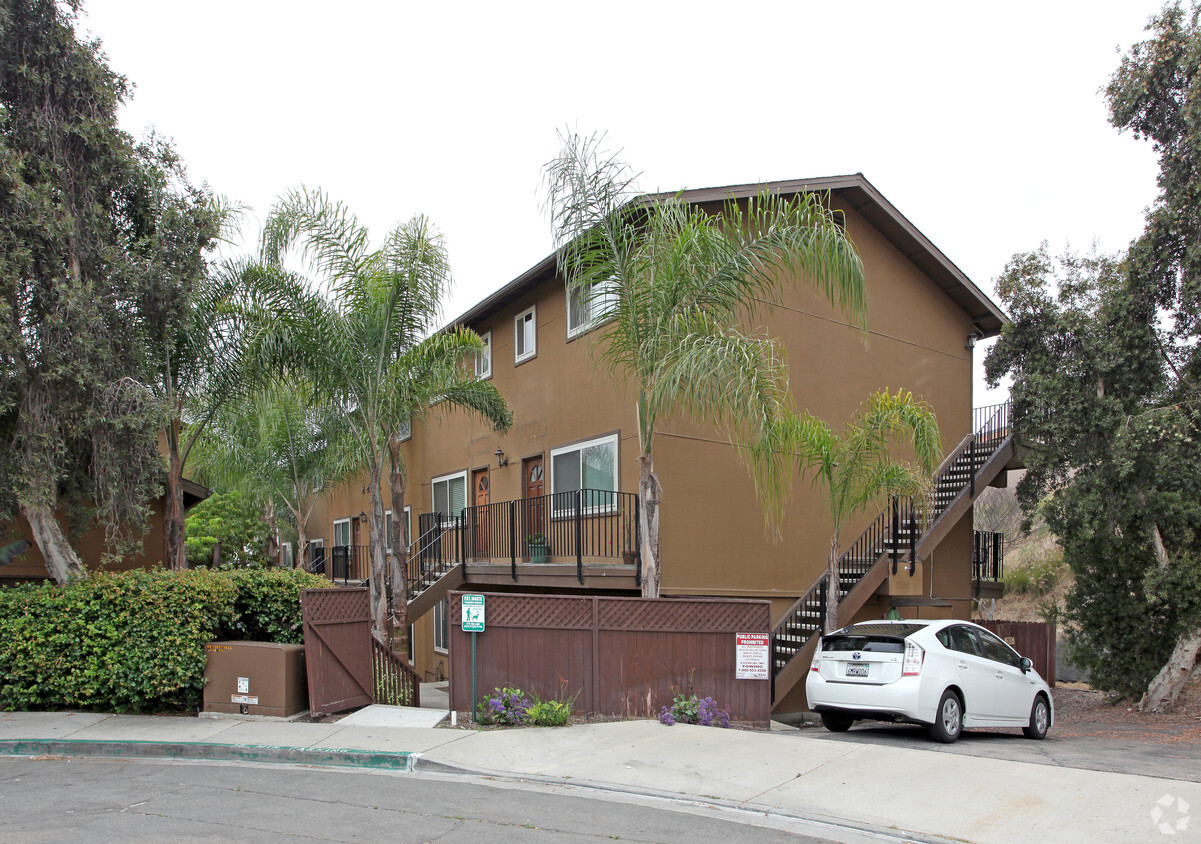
(409, 755, 957, 843)
(0, 739, 416, 771)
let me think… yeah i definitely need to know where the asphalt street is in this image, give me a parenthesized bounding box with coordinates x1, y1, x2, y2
(0, 757, 874, 843)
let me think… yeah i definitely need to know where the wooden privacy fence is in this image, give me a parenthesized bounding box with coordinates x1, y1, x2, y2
(301, 587, 422, 715)
(448, 592, 771, 727)
(980, 619, 1056, 688)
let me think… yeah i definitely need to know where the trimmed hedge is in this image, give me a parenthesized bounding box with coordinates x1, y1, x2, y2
(0, 567, 328, 713)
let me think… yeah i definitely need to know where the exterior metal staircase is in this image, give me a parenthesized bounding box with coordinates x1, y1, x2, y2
(402, 513, 465, 622)
(770, 402, 1015, 707)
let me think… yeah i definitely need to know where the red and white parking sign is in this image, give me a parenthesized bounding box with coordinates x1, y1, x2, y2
(736, 633, 770, 680)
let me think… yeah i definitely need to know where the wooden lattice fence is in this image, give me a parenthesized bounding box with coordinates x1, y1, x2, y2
(448, 592, 771, 727)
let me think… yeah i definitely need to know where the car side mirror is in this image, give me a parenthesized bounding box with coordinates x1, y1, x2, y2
(1020, 657, 1033, 674)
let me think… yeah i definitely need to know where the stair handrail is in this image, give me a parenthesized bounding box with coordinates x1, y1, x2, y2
(920, 402, 1012, 543)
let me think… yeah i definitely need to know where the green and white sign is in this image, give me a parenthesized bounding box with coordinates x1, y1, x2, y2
(461, 594, 486, 633)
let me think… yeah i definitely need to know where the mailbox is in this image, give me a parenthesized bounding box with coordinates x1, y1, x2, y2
(203, 641, 307, 717)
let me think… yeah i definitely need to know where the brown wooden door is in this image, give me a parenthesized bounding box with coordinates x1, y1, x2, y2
(523, 456, 544, 543)
(473, 468, 489, 559)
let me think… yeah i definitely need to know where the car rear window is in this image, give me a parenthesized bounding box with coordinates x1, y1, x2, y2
(821, 635, 905, 653)
(821, 623, 926, 653)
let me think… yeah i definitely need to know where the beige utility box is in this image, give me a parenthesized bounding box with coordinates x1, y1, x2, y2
(203, 641, 307, 717)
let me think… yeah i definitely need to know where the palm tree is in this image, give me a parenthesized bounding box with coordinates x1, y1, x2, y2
(153, 258, 252, 572)
(543, 131, 868, 597)
(190, 379, 356, 571)
(778, 389, 941, 631)
(250, 189, 511, 641)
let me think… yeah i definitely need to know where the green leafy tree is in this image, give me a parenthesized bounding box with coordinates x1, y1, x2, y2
(0, 0, 221, 580)
(184, 489, 271, 567)
(544, 131, 868, 597)
(192, 379, 355, 570)
(986, 2, 1201, 711)
(985, 246, 1201, 708)
(778, 389, 940, 630)
(249, 189, 511, 641)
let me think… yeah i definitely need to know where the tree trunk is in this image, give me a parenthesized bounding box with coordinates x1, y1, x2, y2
(366, 467, 390, 644)
(387, 434, 409, 654)
(24, 502, 85, 583)
(165, 421, 187, 571)
(296, 520, 308, 571)
(264, 499, 280, 565)
(824, 534, 840, 632)
(1139, 625, 1201, 713)
(637, 453, 662, 598)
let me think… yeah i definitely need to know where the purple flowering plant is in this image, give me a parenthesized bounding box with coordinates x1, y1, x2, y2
(657, 692, 730, 728)
(477, 686, 531, 726)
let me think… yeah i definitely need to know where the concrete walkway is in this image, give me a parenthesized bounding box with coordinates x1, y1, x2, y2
(1, 708, 1197, 843)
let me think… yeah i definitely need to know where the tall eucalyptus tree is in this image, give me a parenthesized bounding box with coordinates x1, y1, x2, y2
(544, 132, 868, 597)
(0, 0, 222, 580)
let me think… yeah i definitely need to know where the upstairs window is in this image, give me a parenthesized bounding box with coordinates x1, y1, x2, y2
(515, 306, 536, 364)
(567, 278, 617, 338)
(475, 330, 492, 379)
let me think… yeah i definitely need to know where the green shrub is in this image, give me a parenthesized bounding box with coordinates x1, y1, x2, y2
(526, 699, 573, 726)
(219, 567, 328, 644)
(0, 567, 327, 713)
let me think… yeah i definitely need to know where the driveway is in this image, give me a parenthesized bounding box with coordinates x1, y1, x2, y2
(785, 720, 1201, 783)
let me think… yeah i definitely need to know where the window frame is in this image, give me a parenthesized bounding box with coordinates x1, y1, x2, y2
(434, 598, 449, 653)
(309, 538, 325, 570)
(332, 518, 352, 548)
(431, 470, 468, 528)
(514, 306, 537, 364)
(549, 432, 620, 516)
(566, 277, 616, 339)
(475, 330, 492, 379)
(280, 541, 293, 568)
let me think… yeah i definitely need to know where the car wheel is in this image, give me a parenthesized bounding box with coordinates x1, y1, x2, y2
(1023, 695, 1050, 740)
(929, 689, 963, 743)
(820, 711, 854, 732)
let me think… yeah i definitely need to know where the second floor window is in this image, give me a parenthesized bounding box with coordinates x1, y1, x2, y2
(515, 306, 536, 363)
(475, 330, 492, 378)
(567, 278, 616, 338)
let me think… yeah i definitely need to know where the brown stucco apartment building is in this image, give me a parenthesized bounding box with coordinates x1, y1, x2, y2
(309, 174, 1013, 715)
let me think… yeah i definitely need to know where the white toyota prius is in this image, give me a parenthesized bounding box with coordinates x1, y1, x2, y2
(805, 619, 1054, 742)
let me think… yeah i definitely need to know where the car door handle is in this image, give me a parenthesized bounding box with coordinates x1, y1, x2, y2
(994, 672, 1004, 679)
(957, 661, 968, 669)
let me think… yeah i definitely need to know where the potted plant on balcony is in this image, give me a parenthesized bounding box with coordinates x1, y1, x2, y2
(527, 532, 550, 563)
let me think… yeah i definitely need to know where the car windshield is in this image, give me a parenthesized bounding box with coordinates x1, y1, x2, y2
(821, 623, 927, 653)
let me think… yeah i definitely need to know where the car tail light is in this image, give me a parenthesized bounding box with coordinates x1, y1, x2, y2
(903, 640, 925, 676)
(811, 644, 821, 672)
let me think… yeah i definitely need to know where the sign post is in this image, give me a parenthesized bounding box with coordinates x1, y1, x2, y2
(461, 594, 486, 722)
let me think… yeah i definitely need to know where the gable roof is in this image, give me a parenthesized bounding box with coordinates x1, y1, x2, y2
(448, 173, 1007, 338)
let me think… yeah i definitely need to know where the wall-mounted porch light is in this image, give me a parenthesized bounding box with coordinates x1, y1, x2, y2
(494, 447, 508, 468)
(965, 331, 980, 351)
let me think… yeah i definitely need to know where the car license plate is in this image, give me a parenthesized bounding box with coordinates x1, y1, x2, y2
(845, 664, 869, 677)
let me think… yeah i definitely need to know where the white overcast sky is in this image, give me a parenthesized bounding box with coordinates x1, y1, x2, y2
(82, 0, 1168, 407)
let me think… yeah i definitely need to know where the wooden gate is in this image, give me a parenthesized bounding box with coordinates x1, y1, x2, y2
(980, 619, 1057, 688)
(301, 587, 374, 715)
